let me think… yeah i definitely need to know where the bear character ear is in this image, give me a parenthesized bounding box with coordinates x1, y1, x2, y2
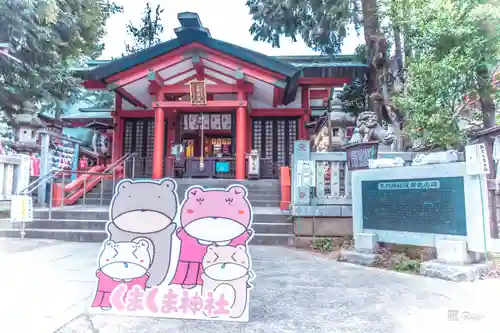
(227, 184, 248, 198)
(186, 185, 205, 198)
(159, 178, 177, 191)
(105, 240, 116, 247)
(116, 179, 133, 194)
(135, 238, 149, 249)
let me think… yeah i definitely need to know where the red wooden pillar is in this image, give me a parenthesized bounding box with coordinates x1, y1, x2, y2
(165, 113, 176, 177)
(300, 86, 310, 140)
(152, 92, 165, 179)
(235, 91, 247, 180)
(112, 94, 123, 162)
(247, 112, 252, 152)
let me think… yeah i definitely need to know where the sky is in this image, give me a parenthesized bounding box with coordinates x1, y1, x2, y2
(100, 0, 363, 59)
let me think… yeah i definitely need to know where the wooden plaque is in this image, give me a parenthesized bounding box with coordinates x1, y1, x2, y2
(189, 81, 207, 105)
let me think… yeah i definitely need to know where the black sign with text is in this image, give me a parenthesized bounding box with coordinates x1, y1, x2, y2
(361, 177, 467, 235)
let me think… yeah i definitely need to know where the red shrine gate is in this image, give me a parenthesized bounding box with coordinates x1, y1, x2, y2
(80, 12, 356, 179)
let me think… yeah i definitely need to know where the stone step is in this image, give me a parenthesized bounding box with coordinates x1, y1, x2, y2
(33, 209, 292, 222)
(75, 197, 282, 207)
(79, 191, 283, 201)
(0, 229, 294, 246)
(84, 188, 281, 197)
(98, 179, 282, 191)
(13, 219, 294, 234)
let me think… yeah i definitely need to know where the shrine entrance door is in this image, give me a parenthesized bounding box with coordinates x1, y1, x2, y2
(251, 117, 298, 178)
(122, 118, 167, 178)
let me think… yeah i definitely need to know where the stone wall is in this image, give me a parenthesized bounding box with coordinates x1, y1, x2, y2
(293, 216, 353, 237)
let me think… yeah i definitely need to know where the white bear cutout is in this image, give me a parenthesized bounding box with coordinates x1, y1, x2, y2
(98, 239, 152, 280)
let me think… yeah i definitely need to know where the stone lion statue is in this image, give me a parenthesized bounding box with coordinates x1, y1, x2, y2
(356, 111, 394, 145)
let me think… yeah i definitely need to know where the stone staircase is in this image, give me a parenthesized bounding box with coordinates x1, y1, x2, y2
(2, 179, 294, 245)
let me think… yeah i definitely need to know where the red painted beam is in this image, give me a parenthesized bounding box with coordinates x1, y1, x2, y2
(193, 55, 204, 80)
(300, 86, 310, 140)
(161, 83, 253, 94)
(103, 42, 289, 91)
(298, 77, 352, 85)
(149, 74, 228, 95)
(107, 54, 186, 88)
(83, 80, 107, 89)
(235, 69, 245, 89)
(309, 89, 330, 99)
(117, 87, 148, 109)
(202, 54, 287, 88)
(272, 88, 285, 107)
(203, 64, 238, 82)
(190, 42, 287, 80)
(250, 108, 307, 117)
(205, 73, 231, 85)
(147, 71, 164, 95)
(121, 110, 155, 118)
(153, 100, 248, 109)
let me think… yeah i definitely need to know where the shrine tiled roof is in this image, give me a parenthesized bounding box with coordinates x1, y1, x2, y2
(79, 12, 299, 82)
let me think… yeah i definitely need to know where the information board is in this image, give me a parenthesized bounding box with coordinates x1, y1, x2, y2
(361, 177, 467, 235)
(10, 195, 33, 222)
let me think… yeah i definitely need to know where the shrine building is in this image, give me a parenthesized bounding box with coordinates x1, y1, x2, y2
(78, 12, 366, 180)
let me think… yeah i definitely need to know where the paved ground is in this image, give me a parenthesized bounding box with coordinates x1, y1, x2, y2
(1, 238, 499, 333)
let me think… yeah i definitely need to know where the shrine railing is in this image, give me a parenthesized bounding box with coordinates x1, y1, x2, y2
(291, 144, 416, 207)
(0, 154, 30, 214)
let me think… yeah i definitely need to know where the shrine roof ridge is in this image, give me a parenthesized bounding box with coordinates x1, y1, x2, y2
(80, 12, 300, 83)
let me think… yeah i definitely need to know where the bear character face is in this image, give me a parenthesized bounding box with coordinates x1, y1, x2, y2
(110, 179, 178, 234)
(180, 185, 251, 242)
(98, 239, 151, 280)
(202, 245, 250, 281)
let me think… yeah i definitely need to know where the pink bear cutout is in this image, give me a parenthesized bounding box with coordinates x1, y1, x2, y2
(170, 184, 253, 289)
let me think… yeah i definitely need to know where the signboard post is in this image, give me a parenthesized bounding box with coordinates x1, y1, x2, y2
(465, 143, 490, 175)
(465, 143, 490, 254)
(10, 194, 34, 240)
(292, 141, 311, 206)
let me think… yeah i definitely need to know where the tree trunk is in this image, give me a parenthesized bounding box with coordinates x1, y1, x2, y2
(362, 0, 381, 117)
(478, 66, 497, 129)
(480, 93, 496, 128)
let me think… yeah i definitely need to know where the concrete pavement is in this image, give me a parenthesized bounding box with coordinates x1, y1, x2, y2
(1, 238, 498, 333)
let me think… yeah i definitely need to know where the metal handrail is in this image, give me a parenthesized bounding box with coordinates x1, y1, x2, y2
(18, 170, 55, 195)
(19, 152, 138, 197)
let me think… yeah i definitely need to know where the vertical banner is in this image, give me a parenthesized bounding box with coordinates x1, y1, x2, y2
(89, 179, 255, 322)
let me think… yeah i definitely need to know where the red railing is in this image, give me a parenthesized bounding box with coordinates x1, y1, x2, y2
(51, 153, 134, 206)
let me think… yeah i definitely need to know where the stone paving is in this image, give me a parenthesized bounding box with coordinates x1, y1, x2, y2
(1, 238, 499, 333)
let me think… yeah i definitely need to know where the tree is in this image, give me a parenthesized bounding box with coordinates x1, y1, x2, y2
(0, 0, 122, 121)
(390, 0, 500, 148)
(246, 0, 401, 131)
(124, 2, 165, 55)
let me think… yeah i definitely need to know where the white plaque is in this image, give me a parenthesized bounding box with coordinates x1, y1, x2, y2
(221, 114, 232, 130)
(465, 143, 490, 175)
(10, 195, 33, 222)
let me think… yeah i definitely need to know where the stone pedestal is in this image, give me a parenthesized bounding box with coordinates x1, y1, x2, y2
(341, 233, 379, 266)
(420, 240, 490, 281)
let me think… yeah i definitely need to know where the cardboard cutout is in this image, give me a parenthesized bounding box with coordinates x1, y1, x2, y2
(89, 178, 255, 322)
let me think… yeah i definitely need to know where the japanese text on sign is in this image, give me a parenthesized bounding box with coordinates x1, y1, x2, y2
(109, 285, 231, 318)
(378, 180, 441, 190)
